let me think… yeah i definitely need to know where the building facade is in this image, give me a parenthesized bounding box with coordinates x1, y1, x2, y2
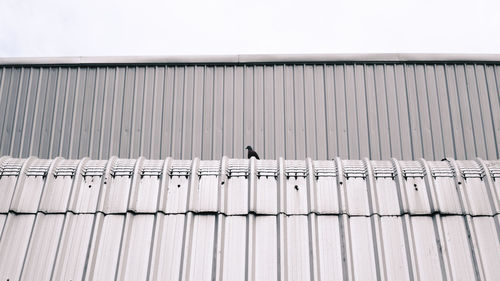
(1, 54, 499, 160)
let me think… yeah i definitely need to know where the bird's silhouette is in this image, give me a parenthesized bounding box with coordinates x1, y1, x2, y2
(245, 146, 260, 159)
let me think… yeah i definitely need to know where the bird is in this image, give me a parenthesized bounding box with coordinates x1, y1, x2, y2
(245, 146, 260, 159)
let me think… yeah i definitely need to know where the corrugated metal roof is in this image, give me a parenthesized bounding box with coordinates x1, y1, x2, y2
(1, 61, 499, 160)
(1, 157, 499, 216)
(0, 156, 499, 281)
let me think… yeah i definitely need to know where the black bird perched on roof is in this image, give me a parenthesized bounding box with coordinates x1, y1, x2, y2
(245, 146, 260, 159)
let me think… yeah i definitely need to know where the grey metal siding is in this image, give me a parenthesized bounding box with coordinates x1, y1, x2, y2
(1, 63, 499, 160)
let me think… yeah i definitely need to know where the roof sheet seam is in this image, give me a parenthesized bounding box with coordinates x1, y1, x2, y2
(2, 210, 499, 218)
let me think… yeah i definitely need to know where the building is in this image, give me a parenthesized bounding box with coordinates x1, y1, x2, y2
(0, 54, 499, 281)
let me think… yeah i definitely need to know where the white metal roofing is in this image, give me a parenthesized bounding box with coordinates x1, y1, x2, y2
(0, 156, 499, 281)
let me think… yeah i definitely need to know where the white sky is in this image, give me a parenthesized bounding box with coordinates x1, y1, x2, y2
(1, 0, 499, 57)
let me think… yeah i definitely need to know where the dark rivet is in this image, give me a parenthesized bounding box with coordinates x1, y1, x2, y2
(221, 181, 225, 185)
(294, 185, 299, 190)
(88, 185, 92, 188)
(177, 184, 181, 188)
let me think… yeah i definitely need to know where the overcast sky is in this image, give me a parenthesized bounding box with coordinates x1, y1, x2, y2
(1, 0, 499, 57)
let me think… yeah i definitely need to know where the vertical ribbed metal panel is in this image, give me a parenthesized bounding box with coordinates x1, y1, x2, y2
(21, 213, 65, 281)
(0, 214, 36, 281)
(1, 63, 499, 160)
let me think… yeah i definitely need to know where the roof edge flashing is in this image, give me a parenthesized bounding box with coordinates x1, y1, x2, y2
(1, 53, 500, 66)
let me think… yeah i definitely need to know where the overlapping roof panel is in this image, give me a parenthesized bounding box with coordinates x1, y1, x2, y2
(1, 157, 499, 216)
(0, 156, 499, 281)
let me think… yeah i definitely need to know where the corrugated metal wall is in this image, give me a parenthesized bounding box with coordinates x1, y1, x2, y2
(1, 63, 499, 160)
(1, 156, 499, 281)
